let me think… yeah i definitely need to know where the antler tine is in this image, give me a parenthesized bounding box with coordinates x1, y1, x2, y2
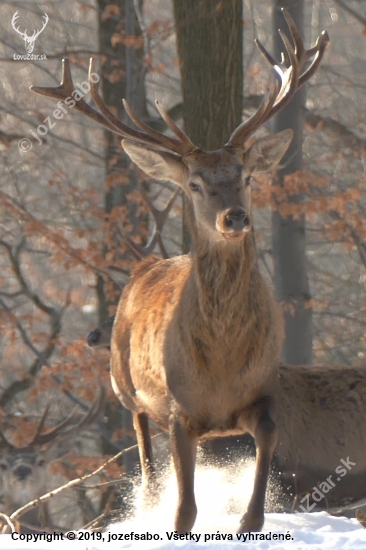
(298, 31, 330, 88)
(272, 30, 300, 103)
(226, 84, 279, 147)
(122, 99, 186, 155)
(125, 229, 160, 259)
(254, 39, 282, 79)
(117, 226, 164, 262)
(64, 385, 105, 434)
(87, 60, 171, 151)
(140, 187, 180, 259)
(154, 100, 197, 155)
(118, 188, 179, 260)
(226, 8, 329, 147)
(0, 428, 15, 450)
(122, 232, 166, 260)
(29, 403, 52, 446)
(30, 405, 79, 446)
(281, 8, 305, 60)
(158, 187, 181, 227)
(30, 59, 123, 135)
(157, 188, 180, 258)
(116, 222, 148, 260)
(31, 387, 105, 446)
(156, 233, 170, 260)
(139, 187, 180, 232)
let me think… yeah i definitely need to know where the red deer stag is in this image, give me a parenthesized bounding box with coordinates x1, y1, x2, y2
(31, 10, 328, 532)
(0, 389, 104, 532)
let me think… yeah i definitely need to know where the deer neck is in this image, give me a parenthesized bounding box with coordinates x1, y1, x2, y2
(190, 228, 258, 329)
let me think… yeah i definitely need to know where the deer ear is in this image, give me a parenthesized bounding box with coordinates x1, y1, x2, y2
(244, 129, 293, 174)
(122, 140, 187, 186)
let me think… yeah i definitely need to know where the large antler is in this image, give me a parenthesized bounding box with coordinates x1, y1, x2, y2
(0, 388, 105, 450)
(106, 188, 179, 288)
(30, 387, 105, 447)
(226, 9, 329, 147)
(0, 427, 15, 450)
(116, 188, 180, 261)
(30, 59, 196, 156)
(30, 9, 328, 154)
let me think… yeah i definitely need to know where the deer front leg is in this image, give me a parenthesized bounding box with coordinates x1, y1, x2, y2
(133, 412, 157, 505)
(238, 397, 278, 533)
(169, 414, 198, 533)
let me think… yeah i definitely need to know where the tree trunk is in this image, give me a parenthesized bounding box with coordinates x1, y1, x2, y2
(173, 0, 247, 456)
(97, 0, 145, 472)
(97, 0, 146, 321)
(271, 0, 312, 365)
(173, 0, 243, 252)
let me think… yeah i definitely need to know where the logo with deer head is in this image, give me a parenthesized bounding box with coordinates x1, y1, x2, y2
(11, 11, 49, 54)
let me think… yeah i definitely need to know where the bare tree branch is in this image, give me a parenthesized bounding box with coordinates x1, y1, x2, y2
(333, 0, 366, 27)
(8, 439, 156, 526)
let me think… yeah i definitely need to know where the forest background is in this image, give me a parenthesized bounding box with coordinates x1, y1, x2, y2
(0, 0, 365, 532)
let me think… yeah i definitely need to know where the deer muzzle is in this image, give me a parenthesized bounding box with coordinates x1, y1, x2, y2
(14, 465, 32, 480)
(216, 208, 251, 239)
(87, 328, 101, 347)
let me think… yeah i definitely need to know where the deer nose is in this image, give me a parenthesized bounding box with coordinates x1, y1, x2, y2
(87, 329, 100, 347)
(224, 209, 250, 231)
(15, 465, 32, 480)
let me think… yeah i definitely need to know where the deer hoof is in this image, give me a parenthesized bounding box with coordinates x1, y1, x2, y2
(237, 512, 264, 533)
(175, 500, 197, 534)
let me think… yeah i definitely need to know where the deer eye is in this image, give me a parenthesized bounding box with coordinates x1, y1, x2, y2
(38, 459, 45, 467)
(189, 182, 202, 193)
(245, 176, 252, 187)
(0, 463, 7, 471)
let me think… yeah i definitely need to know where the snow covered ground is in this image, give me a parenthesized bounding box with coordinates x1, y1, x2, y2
(2, 460, 365, 549)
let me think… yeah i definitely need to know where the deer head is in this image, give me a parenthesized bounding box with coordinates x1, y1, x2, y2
(0, 389, 104, 514)
(11, 11, 49, 54)
(30, 9, 328, 247)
